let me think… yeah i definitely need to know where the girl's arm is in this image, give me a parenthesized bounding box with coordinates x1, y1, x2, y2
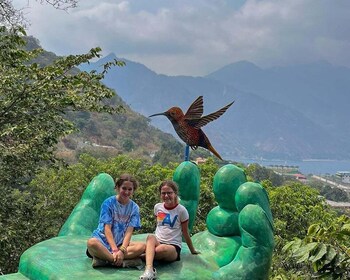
(104, 223, 121, 262)
(181, 220, 199, 254)
(105, 224, 118, 252)
(121, 226, 134, 251)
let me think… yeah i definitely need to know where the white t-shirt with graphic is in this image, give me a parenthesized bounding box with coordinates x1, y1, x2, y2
(154, 202, 189, 248)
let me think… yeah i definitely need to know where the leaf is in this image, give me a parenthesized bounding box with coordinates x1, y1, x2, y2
(282, 240, 299, 253)
(309, 243, 327, 262)
(308, 224, 320, 235)
(340, 223, 350, 236)
(293, 242, 318, 263)
(296, 251, 310, 263)
(324, 246, 337, 265)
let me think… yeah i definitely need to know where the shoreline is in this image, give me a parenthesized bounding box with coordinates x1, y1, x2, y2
(232, 158, 350, 175)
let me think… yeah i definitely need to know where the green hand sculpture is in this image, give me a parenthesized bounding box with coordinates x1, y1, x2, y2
(0, 161, 274, 280)
(190, 163, 275, 280)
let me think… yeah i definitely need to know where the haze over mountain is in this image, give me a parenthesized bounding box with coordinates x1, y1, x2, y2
(80, 54, 350, 161)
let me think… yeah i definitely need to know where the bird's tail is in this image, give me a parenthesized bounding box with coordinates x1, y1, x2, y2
(207, 144, 223, 160)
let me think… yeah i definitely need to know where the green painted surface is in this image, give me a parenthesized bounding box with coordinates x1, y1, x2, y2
(173, 161, 200, 232)
(58, 172, 116, 237)
(212, 164, 247, 211)
(1, 163, 274, 280)
(0, 273, 28, 280)
(16, 234, 215, 280)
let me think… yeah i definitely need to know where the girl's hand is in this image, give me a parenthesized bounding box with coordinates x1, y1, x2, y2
(112, 251, 118, 263)
(113, 250, 125, 266)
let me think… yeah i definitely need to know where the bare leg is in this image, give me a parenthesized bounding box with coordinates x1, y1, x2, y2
(144, 235, 178, 267)
(87, 237, 114, 262)
(139, 235, 159, 279)
(140, 235, 178, 279)
(144, 235, 159, 269)
(154, 244, 178, 262)
(125, 241, 146, 259)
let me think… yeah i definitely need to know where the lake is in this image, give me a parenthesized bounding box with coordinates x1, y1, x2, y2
(234, 159, 350, 175)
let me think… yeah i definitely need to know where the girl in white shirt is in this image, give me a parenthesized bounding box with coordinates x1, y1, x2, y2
(139, 180, 199, 280)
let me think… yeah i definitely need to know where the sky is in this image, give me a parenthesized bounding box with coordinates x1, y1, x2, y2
(13, 0, 350, 76)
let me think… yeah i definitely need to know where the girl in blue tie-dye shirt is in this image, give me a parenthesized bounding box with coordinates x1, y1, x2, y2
(87, 174, 145, 268)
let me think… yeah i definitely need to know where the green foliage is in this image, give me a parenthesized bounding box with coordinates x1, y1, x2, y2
(268, 182, 342, 279)
(0, 26, 124, 187)
(134, 163, 174, 232)
(322, 186, 349, 202)
(268, 182, 337, 241)
(59, 106, 184, 165)
(195, 158, 218, 232)
(309, 180, 350, 202)
(0, 184, 37, 275)
(283, 215, 350, 279)
(245, 163, 284, 186)
(122, 138, 134, 152)
(152, 140, 184, 165)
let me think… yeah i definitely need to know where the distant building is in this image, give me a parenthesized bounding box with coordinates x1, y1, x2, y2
(336, 171, 350, 184)
(293, 173, 307, 182)
(267, 165, 299, 174)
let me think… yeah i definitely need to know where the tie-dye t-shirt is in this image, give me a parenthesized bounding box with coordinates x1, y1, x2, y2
(154, 203, 189, 248)
(92, 196, 141, 252)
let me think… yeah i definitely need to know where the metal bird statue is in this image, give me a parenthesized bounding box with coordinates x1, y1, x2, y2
(149, 96, 234, 160)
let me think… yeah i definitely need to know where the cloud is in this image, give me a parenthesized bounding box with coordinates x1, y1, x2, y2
(12, 0, 350, 76)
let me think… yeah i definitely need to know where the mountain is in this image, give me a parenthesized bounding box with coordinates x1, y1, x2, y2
(207, 60, 350, 143)
(25, 38, 190, 165)
(80, 54, 350, 161)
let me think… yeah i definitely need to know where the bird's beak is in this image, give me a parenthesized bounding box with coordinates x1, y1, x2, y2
(149, 112, 166, 117)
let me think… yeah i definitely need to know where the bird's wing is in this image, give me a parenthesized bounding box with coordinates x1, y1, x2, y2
(193, 101, 234, 128)
(184, 96, 204, 119)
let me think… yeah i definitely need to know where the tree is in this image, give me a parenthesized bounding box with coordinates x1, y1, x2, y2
(267, 182, 340, 279)
(309, 180, 350, 202)
(122, 138, 134, 152)
(195, 158, 218, 232)
(268, 182, 337, 241)
(0, 26, 124, 187)
(283, 215, 350, 279)
(246, 163, 284, 186)
(1, 0, 78, 28)
(152, 141, 183, 165)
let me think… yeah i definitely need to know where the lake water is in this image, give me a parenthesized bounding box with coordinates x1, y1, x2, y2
(234, 159, 350, 175)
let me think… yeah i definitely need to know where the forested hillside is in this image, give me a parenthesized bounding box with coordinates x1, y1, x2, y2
(25, 36, 212, 165)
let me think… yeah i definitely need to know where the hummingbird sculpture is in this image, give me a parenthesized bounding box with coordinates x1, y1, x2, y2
(149, 96, 234, 160)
